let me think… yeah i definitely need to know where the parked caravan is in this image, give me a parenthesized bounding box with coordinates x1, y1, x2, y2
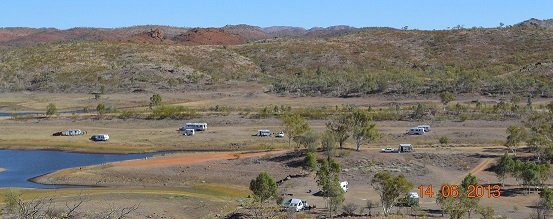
(64, 129, 82, 136)
(184, 123, 207, 131)
(182, 129, 195, 136)
(257, 130, 271, 136)
(407, 127, 424, 135)
(398, 144, 413, 153)
(417, 125, 431, 132)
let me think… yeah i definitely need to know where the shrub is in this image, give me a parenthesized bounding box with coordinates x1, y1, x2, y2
(342, 203, 359, 216)
(439, 136, 449, 145)
(303, 152, 317, 172)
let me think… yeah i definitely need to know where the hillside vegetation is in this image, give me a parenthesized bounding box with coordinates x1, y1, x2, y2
(1, 23, 553, 97)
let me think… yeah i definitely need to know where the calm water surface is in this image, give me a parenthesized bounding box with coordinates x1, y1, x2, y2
(0, 149, 166, 188)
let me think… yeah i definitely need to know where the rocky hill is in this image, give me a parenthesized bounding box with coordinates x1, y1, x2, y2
(515, 18, 553, 30)
(1, 19, 553, 96)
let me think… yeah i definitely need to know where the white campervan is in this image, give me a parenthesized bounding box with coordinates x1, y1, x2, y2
(283, 198, 305, 212)
(90, 134, 109, 141)
(407, 127, 424, 135)
(340, 181, 349, 192)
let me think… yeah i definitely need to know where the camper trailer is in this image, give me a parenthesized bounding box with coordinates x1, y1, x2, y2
(184, 123, 207, 131)
(417, 125, 431, 132)
(64, 129, 82, 136)
(257, 130, 271, 136)
(407, 127, 425, 135)
(398, 144, 413, 153)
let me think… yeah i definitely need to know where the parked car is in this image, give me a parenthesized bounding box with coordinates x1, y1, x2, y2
(182, 129, 195, 136)
(90, 134, 109, 141)
(381, 148, 396, 153)
(276, 131, 285, 138)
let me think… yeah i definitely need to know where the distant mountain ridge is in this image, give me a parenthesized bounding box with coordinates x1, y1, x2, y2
(0, 24, 390, 47)
(2, 18, 552, 47)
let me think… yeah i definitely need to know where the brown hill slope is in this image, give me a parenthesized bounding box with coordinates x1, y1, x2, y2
(515, 18, 553, 30)
(2, 23, 553, 96)
(222, 24, 271, 40)
(173, 28, 247, 45)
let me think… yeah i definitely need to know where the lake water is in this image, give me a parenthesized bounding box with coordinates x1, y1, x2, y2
(0, 149, 167, 188)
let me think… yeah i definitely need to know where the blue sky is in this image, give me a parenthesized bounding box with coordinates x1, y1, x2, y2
(1, 0, 551, 30)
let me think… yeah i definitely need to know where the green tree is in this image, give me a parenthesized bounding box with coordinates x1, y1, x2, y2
(96, 103, 106, 116)
(440, 91, 454, 111)
(316, 158, 344, 218)
(371, 171, 414, 216)
(351, 109, 379, 151)
(303, 152, 318, 172)
(249, 172, 278, 203)
(301, 130, 319, 152)
(326, 113, 353, 149)
(538, 187, 553, 218)
(321, 131, 337, 160)
(280, 113, 310, 148)
(46, 103, 57, 116)
(149, 93, 162, 108)
(505, 125, 528, 156)
(461, 173, 480, 218)
(525, 110, 553, 162)
(494, 152, 515, 186)
(436, 174, 480, 219)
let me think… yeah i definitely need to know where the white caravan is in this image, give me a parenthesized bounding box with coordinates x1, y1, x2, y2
(184, 122, 207, 131)
(417, 125, 431, 132)
(407, 127, 425, 135)
(257, 130, 271, 136)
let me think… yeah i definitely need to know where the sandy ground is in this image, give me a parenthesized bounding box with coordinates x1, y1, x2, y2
(1, 91, 551, 218)
(29, 145, 546, 218)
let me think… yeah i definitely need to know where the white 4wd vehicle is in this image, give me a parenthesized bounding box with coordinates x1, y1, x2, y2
(380, 148, 395, 153)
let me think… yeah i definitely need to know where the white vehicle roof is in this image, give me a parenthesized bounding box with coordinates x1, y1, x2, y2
(289, 198, 302, 204)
